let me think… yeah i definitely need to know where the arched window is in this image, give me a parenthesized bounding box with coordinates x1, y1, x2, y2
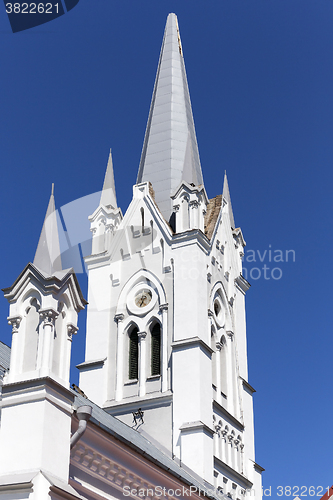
(129, 327, 139, 379)
(151, 323, 161, 376)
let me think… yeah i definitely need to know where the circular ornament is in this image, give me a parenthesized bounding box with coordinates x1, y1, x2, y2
(213, 294, 225, 327)
(127, 284, 157, 316)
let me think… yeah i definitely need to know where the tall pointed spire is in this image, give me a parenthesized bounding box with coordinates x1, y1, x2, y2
(137, 13, 204, 220)
(33, 184, 62, 276)
(222, 172, 235, 230)
(100, 149, 117, 209)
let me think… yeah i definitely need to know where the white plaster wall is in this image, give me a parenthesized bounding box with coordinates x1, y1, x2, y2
(114, 402, 172, 452)
(0, 389, 72, 483)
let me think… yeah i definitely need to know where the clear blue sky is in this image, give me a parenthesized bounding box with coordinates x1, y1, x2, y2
(1, 0, 332, 497)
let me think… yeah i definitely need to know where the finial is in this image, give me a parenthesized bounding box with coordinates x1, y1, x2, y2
(51, 183, 54, 196)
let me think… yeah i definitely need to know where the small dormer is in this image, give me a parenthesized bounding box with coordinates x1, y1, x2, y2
(171, 181, 209, 233)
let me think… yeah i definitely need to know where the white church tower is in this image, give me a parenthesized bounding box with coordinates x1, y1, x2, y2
(0, 187, 86, 497)
(78, 13, 263, 500)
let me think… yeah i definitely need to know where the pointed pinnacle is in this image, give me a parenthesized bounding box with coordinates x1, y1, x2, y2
(100, 149, 117, 209)
(33, 185, 62, 276)
(222, 172, 235, 230)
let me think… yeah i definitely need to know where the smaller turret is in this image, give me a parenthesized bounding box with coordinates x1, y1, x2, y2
(171, 181, 208, 233)
(89, 150, 122, 255)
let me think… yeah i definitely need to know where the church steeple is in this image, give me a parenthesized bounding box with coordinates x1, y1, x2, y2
(33, 183, 62, 276)
(137, 13, 204, 221)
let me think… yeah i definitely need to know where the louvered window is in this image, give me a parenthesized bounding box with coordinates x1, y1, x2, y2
(151, 323, 161, 376)
(129, 328, 139, 380)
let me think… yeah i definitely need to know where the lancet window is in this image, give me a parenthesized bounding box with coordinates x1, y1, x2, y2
(128, 326, 139, 380)
(150, 322, 161, 376)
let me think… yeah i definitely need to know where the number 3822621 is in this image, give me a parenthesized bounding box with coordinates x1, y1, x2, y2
(5, 3, 59, 13)
(277, 486, 330, 497)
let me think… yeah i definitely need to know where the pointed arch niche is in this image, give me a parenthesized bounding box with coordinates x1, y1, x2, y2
(209, 282, 232, 409)
(114, 270, 168, 402)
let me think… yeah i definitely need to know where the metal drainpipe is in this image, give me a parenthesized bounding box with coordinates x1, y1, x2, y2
(70, 405, 92, 449)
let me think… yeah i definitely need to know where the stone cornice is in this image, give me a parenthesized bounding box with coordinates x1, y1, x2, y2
(234, 274, 251, 295)
(179, 420, 214, 437)
(76, 358, 106, 370)
(214, 456, 253, 489)
(213, 400, 244, 431)
(104, 391, 173, 413)
(171, 337, 213, 356)
(171, 229, 211, 254)
(1, 376, 74, 412)
(252, 460, 265, 473)
(0, 481, 33, 492)
(2, 263, 86, 311)
(240, 377, 256, 394)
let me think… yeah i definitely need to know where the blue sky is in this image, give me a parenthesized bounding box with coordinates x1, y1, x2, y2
(1, 0, 333, 497)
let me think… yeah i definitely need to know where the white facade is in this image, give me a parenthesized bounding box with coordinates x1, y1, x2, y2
(0, 12, 263, 500)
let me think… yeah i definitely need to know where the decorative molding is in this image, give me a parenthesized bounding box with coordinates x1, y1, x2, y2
(138, 331, 147, 340)
(114, 313, 125, 324)
(67, 323, 78, 340)
(71, 443, 154, 494)
(7, 315, 22, 334)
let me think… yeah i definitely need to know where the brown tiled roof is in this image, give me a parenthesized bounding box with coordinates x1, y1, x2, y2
(204, 195, 222, 240)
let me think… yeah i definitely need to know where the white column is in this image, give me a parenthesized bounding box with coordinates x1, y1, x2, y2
(7, 316, 22, 378)
(233, 438, 239, 472)
(227, 432, 234, 467)
(215, 342, 222, 404)
(138, 331, 147, 397)
(189, 200, 199, 229)
(221, 428, 227, 463)
(181, 196, 189, 231)
(115, 314, 125, 401)
(63, 324, 78, 382)
(240, 442, 244, 474)
(39, 309, 58, 376)
(159, 303, 168, 392)
(213, 422, 221, 459)
(226, 331, 234, 415)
